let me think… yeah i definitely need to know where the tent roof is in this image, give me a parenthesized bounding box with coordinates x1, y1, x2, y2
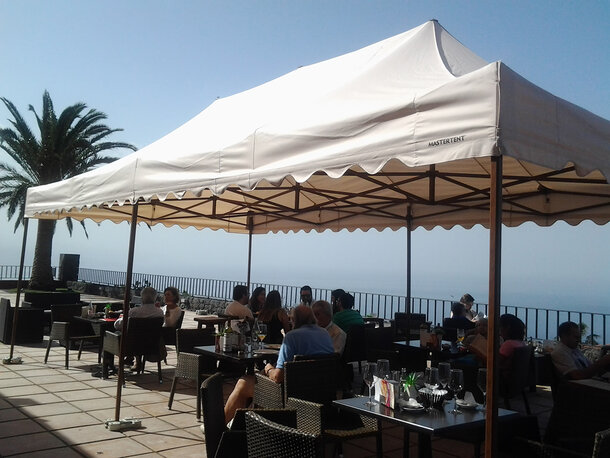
(24, 21, 610, 233)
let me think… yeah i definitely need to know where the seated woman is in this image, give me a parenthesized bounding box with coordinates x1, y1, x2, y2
(249, 286, 266, 315)
(459, 293, 478, 321)
(162, 286, 182, 328)
(256, 290, 290, 344)
(498, 313, 526, 375)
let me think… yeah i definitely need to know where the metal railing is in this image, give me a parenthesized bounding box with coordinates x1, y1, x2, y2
(1, 265, 607, 344)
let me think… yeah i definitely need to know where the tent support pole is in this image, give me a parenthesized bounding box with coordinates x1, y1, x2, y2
(485, 155, 502, 457)
(406, 207, 412, 313)
(7, 218, 29, 362)
(115, 203, 139, 421)
(246, 214, 253, 291)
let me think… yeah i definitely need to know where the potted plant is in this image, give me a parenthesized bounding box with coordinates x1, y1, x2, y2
(401, 372, 421, 400)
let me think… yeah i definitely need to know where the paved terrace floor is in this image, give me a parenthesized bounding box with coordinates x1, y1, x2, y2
(0, 291, 554, 457)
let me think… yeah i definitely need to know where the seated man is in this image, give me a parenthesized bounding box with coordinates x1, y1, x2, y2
(312, 300, 346, 354)
(223, 305, 334, 424)
(551, 321, 610, 380)
(224, 284, 253, 321)
(332, 292, 364, 333)
(114, 287, 164, 331)
(113, 286, 164, 371)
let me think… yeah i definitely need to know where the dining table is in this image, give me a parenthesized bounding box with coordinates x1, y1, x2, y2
(193, 314, 229, 331)
(74, 315, 118, 373)
(334, 396, 518, 458)
(192, 344, 279, 375)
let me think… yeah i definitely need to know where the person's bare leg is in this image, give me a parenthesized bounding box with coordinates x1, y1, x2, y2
(224, 375, 255, 425)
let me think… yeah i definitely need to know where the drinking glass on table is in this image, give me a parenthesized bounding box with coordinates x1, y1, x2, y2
(457, 328, 465, 344)
(437, 362, 451, 390)
(255, 322, 268, 346)
(477, 368, 487, 408)
(449, 369, 464, 414)
(363, 362, 377, 407)
(424, 367, 439, 390)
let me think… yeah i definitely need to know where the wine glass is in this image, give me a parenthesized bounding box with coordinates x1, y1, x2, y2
(424, 367, 439, 390)
(363, 362, 377, 406)
(449, 369, 464, 414)
(477, 368, 487, 408)
(376, 359, 390, 380)
(256, 322, 268, 346)
(437, 362, 451, 390)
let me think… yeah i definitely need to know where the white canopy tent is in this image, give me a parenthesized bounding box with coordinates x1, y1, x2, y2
(24, 21, 610, 231)
(20, 21, 610, 455)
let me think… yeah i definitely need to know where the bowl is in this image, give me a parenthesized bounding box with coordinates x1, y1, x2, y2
(418, 388, 447, 410)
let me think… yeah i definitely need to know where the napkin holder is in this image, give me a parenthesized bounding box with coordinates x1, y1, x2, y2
(374, 377, 399, 409)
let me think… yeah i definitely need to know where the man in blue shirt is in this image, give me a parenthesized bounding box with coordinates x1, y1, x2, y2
(223, 305, 334, 424)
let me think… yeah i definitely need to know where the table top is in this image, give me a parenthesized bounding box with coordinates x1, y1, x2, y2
(333, 397, 518, 435)
(193, 345, 278, 363)
(193, 315, 230, 324)
(74, 315, 118, 323)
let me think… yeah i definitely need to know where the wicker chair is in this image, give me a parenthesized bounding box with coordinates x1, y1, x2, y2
(258, 355, 381, 456)
(253, 353, 340, 409)
(200, 371, 297, 458)
(44, 304, 100, 369)
(245, 411, 322, 458)
(168, 328, 216, 419)
(102, 316, 164, 382)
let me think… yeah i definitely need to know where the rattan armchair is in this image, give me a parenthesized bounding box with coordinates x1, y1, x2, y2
(200, 371, 297, 458)
(44, 304, 100, 369)
(102, 316, 164, 382)
(245, 411, 322, 458)
(168, 328, 216, 419)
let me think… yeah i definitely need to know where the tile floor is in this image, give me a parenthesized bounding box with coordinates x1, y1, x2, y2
(0, 300, 554, 457)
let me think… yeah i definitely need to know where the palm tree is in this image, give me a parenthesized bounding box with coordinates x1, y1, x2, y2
(0, 91, 136, 290)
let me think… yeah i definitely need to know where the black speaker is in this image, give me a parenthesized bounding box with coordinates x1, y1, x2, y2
(58, 253, 80, 282)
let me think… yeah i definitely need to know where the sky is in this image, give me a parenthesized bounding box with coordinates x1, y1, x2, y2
(0, 1, 608, 313)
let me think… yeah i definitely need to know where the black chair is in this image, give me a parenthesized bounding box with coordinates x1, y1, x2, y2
(0, 298, 44, 344)
(44, 304, 100, 369)
(342, 324, 367, 373)
(500, 345, 534, 415)
(517, 427, 609, 458)
(168, 328, 216, 419)
(102, 316, 165, 383)
(245, 411, 322, 458)
(394, 312, 426, 340)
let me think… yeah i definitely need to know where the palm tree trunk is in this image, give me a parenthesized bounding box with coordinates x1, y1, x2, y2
(29, 219, 57, 291)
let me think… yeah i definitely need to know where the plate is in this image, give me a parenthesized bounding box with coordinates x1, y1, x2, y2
(401, 404, 425, 412)
(456, 399, 479, 410)
(396, 398, 425, 412)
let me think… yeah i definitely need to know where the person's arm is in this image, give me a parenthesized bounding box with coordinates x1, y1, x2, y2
(565, 354, 610, 380)
(264, 363, 284, 383)
(279, 310, 291, 333)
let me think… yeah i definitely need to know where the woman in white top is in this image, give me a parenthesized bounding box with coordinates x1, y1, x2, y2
(163, 286, 182, 327)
